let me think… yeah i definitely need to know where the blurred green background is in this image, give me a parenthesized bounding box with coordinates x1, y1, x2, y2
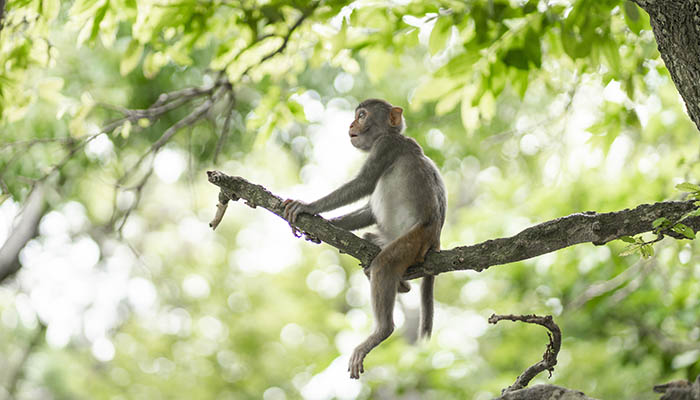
(1, 0, 699, 399)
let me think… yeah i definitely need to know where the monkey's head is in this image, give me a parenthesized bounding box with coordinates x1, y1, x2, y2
(349, 99, 405, 151)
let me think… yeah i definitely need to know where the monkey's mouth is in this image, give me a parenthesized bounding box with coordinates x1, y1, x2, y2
(349, 133, 358, 138)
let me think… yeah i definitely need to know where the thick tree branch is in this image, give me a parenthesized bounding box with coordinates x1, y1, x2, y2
(206, 171, 700, 279)
(632, 0, 700, 132)
(207, 171, 379, 265)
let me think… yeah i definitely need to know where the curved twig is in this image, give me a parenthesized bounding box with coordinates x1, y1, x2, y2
(488, 314, 561, 393)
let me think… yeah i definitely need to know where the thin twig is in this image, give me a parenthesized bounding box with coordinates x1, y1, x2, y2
(239, 4, 319, 78)
(119, 94, 218, 185)
(152, 84, 218, 108)
(222, 33, 277, 72)
(117, 165, 154, 234)
(0, 137, 75, 149)
(609, 259, 656, 304)
(568, 258, 646, 309)
(5, 323, 46, 400)
(489, 314, 561, 394)
(214, 89, 236, 164)
(39, 118, 126, 182)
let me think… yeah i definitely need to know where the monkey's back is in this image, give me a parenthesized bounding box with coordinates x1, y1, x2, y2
(370, 135, 446, 243)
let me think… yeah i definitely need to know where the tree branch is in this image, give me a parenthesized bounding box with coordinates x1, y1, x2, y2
(489, 314, 561, 393)
(4, 323, 46, 399)
(0, 185, 46, 283)
(0, 0, 5, 34)
(206, 171, 700, 279)
(496, 384, 598, 400)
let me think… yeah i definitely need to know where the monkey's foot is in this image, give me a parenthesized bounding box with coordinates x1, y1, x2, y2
(348, 348, 367, 379)
(398, 280, 410, 293)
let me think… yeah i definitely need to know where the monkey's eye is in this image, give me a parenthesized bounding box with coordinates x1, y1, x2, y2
(358, 110, 366, 119)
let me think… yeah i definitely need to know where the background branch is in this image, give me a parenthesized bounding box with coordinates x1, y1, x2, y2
(0, 185, 45, 283)
(3, 324, 46, 400)
(0, 0, 5, 33)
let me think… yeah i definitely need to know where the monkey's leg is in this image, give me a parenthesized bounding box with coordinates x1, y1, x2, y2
(348, 224, 431, 379)
(349, 264, 398, 379)
(362, 232, 410, 293)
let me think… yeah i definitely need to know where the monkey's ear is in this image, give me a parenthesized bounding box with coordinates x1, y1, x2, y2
(389, 107, 403, 127)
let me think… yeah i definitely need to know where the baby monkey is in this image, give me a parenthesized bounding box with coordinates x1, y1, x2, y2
(283, 99, 446, 379)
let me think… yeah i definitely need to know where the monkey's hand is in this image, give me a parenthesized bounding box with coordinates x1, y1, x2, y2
(348, 347, 367, 379)
(282, 199, 316, 223)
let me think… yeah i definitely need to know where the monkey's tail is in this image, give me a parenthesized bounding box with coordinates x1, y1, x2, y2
(419, 275, 434, 339)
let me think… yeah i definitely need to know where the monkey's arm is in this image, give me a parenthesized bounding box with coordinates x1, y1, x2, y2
(330, 204, 375, 231)
(285, 137, 398, 222)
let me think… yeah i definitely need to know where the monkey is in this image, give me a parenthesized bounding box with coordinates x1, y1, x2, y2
(283, 98, 446, 379)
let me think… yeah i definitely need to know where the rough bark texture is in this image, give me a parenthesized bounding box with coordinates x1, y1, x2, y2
(654, 376, 700, 400)
(633, 0, 700, 132)
(207, 172, 380, 265)
(207, 171, 700, 280)
(496, 384, 598, 400)
(489, 314, 562, 394)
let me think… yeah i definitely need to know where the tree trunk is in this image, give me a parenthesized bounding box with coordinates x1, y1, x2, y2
(633, 0, 700, 132)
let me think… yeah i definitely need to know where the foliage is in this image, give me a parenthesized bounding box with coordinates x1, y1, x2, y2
(1, 0, 699, 399)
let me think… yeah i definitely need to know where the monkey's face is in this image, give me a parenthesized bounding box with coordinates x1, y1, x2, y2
(349, 107, 375, 151)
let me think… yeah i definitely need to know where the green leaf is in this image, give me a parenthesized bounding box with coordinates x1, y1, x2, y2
(672, 223, 696, 239)
(685, 208, 700, 218)
(623, 1, 648, 35)
(620, 236, 636, 243)
(435, 88, 464, 116)
(675, 182, 700, 193)
(560, 18, 594, 59)
(601, 35, 621, 73)
(619, 245, 639, 257)
(411, 78, 460, 109)
(478, 91, 496, 122)
(120, 120, 132, 139)
(624, 1, 639, 22)
(460, 86, 480, 132)
(143, 52, 168, 79)
(43, 0, 61, 21)
(511, 69, 530, 98)
(503, 48, 529, 70)
(429, 16, 452, 56)
(120, 41, 144, 76)
(652, 217, 670, 229)
(90, 2, 109, 43)
(524, 28, 541, 68)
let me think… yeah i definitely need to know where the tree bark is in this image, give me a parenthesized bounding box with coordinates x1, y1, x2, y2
(0, 186, 45, 283)
(496, 384, 598, 400)
(207, 171, 700, 280)
(0, 0, 5, 33)
(633, 0, 700, 132)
